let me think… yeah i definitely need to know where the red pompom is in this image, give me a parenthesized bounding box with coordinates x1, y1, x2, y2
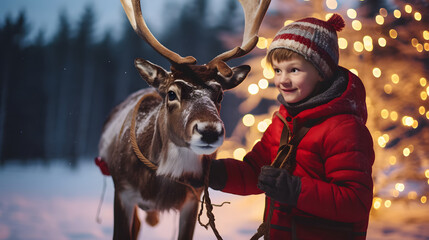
(327, 13, 345, 32)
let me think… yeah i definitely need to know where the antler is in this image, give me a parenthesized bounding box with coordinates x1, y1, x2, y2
(120, 0, 197, 65)
(207, 0, 271, 77)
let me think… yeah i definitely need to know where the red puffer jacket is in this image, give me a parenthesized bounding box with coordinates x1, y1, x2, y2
(220, 68, 374, 239)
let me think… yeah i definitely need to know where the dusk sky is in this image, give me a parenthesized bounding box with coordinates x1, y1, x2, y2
(0, 0, 180, 41)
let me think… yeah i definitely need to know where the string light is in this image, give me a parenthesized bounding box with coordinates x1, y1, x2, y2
(403, 147, 411, 157)
(390, 111, 398, 121)
(381, 109, 389, 119)
(405, 4, 412, 14)
(422, 196, 427, 204)
(258, 79, 269, 89)
(242, 114, 255, 127)
(257, 37, 268, 49)
(354, 41, 364, 52)
(414, 12, 422, 21)
(395, 183, 405, 192)
(379, 8, 388, 17)
(388, 156, 397, 165)
(378, 37, 387, 47)
(373, 67, 381, 78)
(375, 15, 384, 25)
(339, 38, 348, 49)
(419, 106, 426, 115)
(393, 10, 401, 18)
(384, 200, 392, 208)
(391, 74, 400, 84)
(389, 29, 398, 39)
(248, 84, 259, 95)
(420, 77, 427, 87)
(263, 68, 274, 79)
(408, 191, 418, 200)
(347, 9, 357, 19)
(384, 84, 393, 94)
(373, 197, 382, 209)
(421, 91, 428, 100)
(257, 120, 269, 132)
(352, 20, 362, 31)
(363, 36, 373, 51)
(326, 0, 338, 10)
(424, 31, 429, 40)
(233, 148, 246, 160)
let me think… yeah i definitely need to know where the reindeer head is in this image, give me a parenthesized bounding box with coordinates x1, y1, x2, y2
(121, 0, 270, 156)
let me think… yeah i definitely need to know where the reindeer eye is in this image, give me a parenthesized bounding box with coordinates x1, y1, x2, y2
(168, 91, 177, 101)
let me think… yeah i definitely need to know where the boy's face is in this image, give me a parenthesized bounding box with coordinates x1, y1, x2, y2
(272, 54, 323, 104)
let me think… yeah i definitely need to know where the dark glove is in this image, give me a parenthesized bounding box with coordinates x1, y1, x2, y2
(257, 165, 301, 206)
(188, 160, 227, 190)
(208, 160, 227, 190)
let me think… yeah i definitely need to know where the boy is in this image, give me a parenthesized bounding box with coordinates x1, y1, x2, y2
(209, 14, 374, 239)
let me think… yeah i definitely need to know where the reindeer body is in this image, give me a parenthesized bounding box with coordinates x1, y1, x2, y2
(99, 62, 250, 239)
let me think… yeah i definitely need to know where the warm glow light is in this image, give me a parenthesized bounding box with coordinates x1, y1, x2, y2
(378, 37, 387, 47)
(395, 183, 405, 192)
(414, 12, 422, 21)
(425, 43, 429, 51)
(424, 31, 429, 40)
(373, 198, 382, 209)
(393, 190, 400, 197)
(284, 20, 294, 26)
(263, 68, 274, 79)
(425, 169, 429, 178)
(426, 111, 429, 120)
(338, 38, 348, 49)
(403, 116, 414, 126)
(422, 196, 427, 204)
(384, 84, 392, 94)
(416, 44, 424, 52)
(347, 9, 357, 19)
(411, 38, 419, 47)
(363, 36, 373, 51)
(421, 91, 428, 100)
(350, 69, 358, 76)
(403, 147, 411, 157)
(233, 148, 246, 160)
(381, 109, 389, 119)
(393, 10, 401, 18)
(242, 114, 255, 127)
(408, 191, 418, 200)
(421, 77, 427, 87)
(258, 79, 269, 89)
(412, 120, 419, 129)
(257, 37, 268, 49)
(352, 20, 362, 31)
(372, 67, 381, 78)
(261, 57, 267, 68)
(384, 200, 391, 208)
(354, 41, 364, 52)
(257, 121, 269, 132)
(325, 13, 334, 21)
(375, 15, 384, 25)
(326, 0, 338, 9)
(427, 86, 429, 96)
(419, 106, 426, 115)
(405, 4, 412, 13)
(391, 74, 400, 84)
(388, 156, 397, 165)
(390, 111, 398, 121)
(248, 84, 259, 95)
(389, 29, 398, 39)
(379, 8, 388, 17)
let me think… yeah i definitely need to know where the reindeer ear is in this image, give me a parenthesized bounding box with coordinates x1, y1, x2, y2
(135, 58, 170, 89)
(218, 65, 251, 90)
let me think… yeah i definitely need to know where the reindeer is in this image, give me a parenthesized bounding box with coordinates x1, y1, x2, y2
(97, 0, 270, 239)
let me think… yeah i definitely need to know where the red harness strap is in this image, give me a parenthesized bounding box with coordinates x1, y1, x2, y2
(95, 157, 111, 176)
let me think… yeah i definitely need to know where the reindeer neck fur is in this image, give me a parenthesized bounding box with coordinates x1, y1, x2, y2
(149, 101, 203, 179)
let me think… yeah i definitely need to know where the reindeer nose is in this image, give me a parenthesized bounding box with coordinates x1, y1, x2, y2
(194, 123, 224, 144)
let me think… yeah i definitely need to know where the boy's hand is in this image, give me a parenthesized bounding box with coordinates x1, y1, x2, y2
(257, 166, 301, 206)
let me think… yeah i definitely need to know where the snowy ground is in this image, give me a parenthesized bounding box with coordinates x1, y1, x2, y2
(0, 161, 428, 240)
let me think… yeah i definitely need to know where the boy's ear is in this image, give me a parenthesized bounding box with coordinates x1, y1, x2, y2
(134, 58, 170, 90)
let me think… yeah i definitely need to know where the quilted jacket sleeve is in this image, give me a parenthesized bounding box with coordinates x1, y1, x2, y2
(219, 115, 282, 195)
(296, 116, 374, 223)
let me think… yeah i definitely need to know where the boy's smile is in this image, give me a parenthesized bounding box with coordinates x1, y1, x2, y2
(272, 54, 323, 104)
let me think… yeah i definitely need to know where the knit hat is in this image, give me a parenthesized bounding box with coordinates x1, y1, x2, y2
(268, 14, 345, 80)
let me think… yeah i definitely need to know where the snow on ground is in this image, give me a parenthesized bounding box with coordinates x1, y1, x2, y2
(0, 161, 428, 240)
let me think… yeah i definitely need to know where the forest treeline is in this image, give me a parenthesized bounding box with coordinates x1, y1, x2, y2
(0, 0, 243, 163)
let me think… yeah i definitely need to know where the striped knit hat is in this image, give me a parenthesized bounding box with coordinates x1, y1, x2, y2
(268, 14, 345, 80)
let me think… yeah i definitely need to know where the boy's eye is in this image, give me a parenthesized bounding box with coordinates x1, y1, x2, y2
(291, 68, 299, 73)
(274, 68, 281, 73)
